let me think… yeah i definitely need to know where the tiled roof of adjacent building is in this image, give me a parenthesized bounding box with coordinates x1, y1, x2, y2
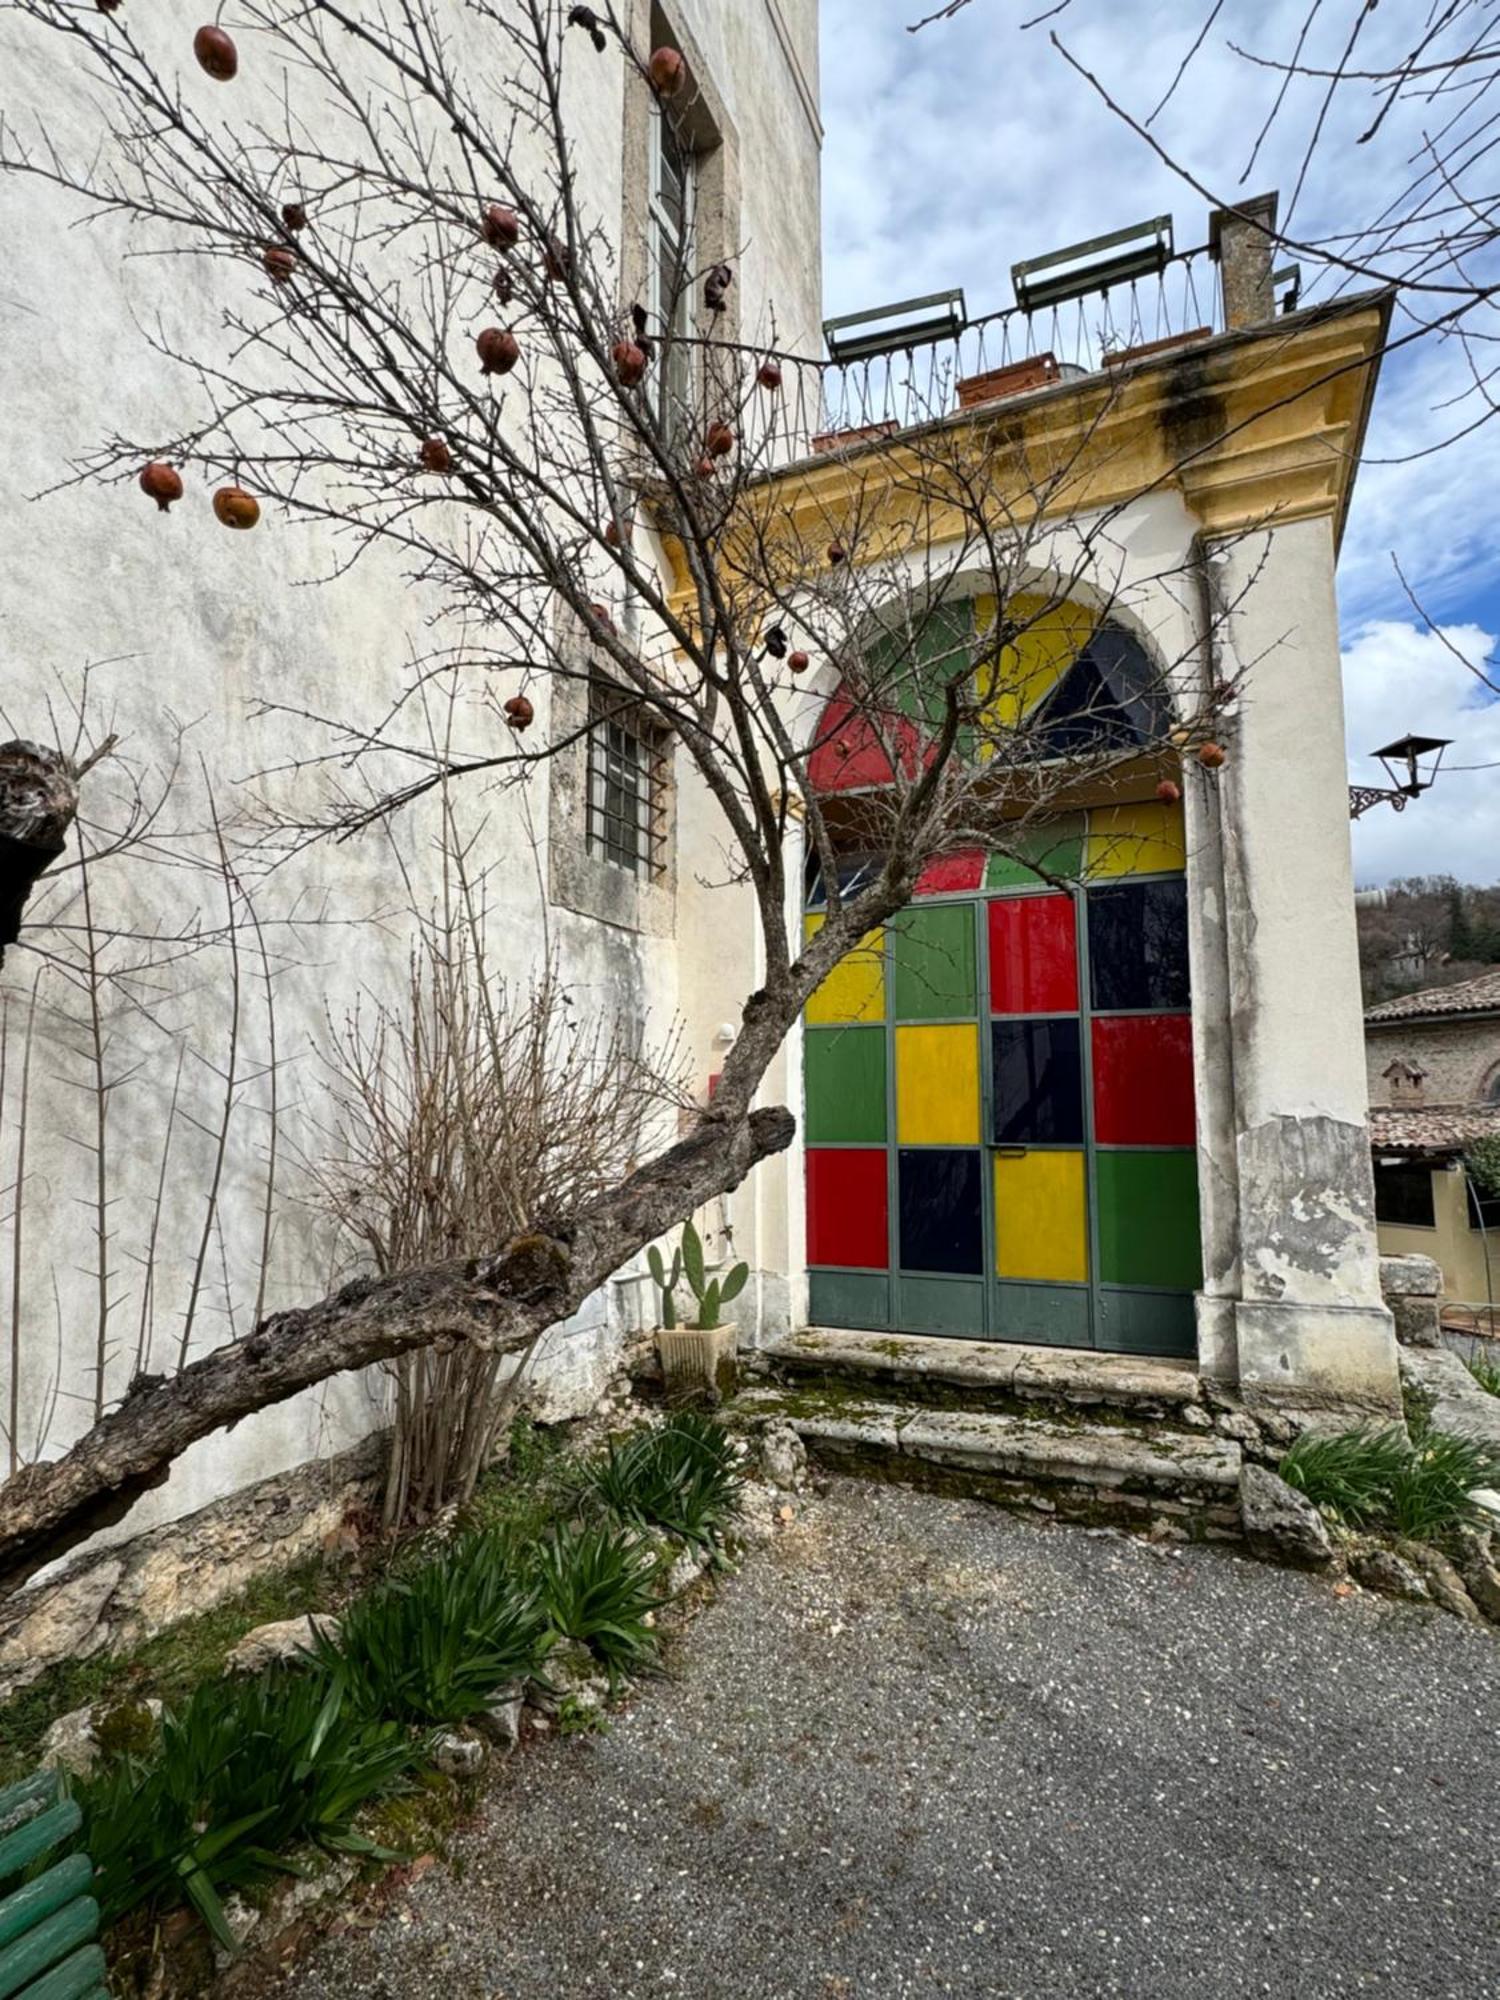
(1368, 1103, 1500, 1154)
(1365, 967, 1500, 1024)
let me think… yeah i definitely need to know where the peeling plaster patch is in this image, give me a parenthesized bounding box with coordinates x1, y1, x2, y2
(1238, 1114, 1380, 1306)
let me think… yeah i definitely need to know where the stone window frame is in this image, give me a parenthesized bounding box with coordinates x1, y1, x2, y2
(548, 647, 679, 938)
(621, 2, 743, 364)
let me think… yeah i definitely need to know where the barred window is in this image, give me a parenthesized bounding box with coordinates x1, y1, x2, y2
(587, 682, 668, 877)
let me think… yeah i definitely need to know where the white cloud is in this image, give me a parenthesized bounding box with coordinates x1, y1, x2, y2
(1342, 620, 1500, 887)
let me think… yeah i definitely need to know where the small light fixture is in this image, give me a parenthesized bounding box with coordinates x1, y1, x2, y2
(1349, 732, 1452, 819)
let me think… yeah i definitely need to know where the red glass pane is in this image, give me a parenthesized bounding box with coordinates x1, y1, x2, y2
(988, 894, 1078, 1014)
(807, 686, 933, 794)
(805, 1148, 889, 1268)
(1091, 1014, 1195, 1145)
(914, 849, 985, 896)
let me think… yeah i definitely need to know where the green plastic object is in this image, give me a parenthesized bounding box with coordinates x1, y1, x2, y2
(8, 1945, 108, 2000)
(0, 1774, 102, 2000)
(0, 1857, 93, 1951)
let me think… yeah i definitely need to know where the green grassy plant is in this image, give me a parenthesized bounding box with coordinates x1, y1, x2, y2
(533, 1523, 664, 1683)
(1279, 1416, 1500, 1537)
(574, 1414, 744, 1552)
(314, 1529, 551, 1727)
(1463, 1347, 1500, 1398)
(0, 1552, 342, 1789)
(77, 1671, 417, 1947)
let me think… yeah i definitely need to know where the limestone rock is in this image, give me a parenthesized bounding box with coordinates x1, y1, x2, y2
(225, 1613, 328, 1673)
(666, 1546, 708, 1597)
(1400, 1543, 1484, 1623)
(1215, 1411, 1263, 1447)
(1239, 1464, 1335, 1570)
(533, 1639, 608, 1716)
(40, 1706, 104, 1781)
(1349, 1546, 1429, 1601)
(1180, 1405, 1213, 1431)
(474, 1694, 525, 1751)
(734, 1481, 780, 1547)
(759, 1422, 808, 1492)
(39, 1695, 163, 1780)
(431, 1728, 488, 1778)
(0, 1559, 123, 1696)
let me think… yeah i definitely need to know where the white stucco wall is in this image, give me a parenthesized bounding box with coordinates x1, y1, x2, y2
(0, 4, 822, 1538)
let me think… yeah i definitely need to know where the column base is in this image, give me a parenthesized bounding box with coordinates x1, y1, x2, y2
(1233, 1299, 1401, 1422)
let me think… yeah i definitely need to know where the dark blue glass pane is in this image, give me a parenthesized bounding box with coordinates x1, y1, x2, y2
(991, 1020, 1084, 1144)
(804, 848, 880, 910)
(1087, 879, 1190, 1011)
(898, 1148, 982, 1275)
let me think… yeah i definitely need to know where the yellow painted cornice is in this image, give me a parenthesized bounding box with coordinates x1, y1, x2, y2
(660, 291, 1392, 621)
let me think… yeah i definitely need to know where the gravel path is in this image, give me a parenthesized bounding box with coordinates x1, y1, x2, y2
(270, 1479, 1500, 2000)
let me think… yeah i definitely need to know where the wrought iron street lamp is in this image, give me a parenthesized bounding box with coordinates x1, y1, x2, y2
(1348, 733, 1452, 820)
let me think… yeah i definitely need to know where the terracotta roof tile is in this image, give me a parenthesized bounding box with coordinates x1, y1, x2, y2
(1365, 967, 1500, 1024)
(1368, 1103, 1500, 1153)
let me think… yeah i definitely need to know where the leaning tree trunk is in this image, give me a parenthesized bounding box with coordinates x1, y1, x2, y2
(0, 741, 80, 966)
(0, 1099, 795, 1599)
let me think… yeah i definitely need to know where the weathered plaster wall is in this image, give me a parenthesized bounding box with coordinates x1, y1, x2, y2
(0, 7, 821, 1550)
(1366, 1017, 1500, 1107)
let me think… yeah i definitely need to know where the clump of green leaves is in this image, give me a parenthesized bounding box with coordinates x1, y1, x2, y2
(533, 1523, 664, 1683)
(1463, 1135, 1500, 1200)
(313, 1530, 551, 1727)
(1279, 1415, 1500, 1537)
(77, 1671, 417, 1947)
(575, 1414, 744, 1553)
(1463, 1346, 1500, 1398)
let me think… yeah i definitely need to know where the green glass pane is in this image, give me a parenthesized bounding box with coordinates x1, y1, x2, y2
(891, 902, 977, 1019)
(985, 818, 1087, 890)
(1095, 1150, 1203, 1289)
(867, 600, 977, 730)
(804, 1028, 887, 1144)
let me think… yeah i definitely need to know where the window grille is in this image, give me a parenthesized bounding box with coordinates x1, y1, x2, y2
(587, 682, 669, 877)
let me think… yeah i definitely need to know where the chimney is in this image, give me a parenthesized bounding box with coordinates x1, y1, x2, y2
(1208, 191, 1279, 330)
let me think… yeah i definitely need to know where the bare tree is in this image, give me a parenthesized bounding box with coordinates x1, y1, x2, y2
(0, 0, 1240, 1596)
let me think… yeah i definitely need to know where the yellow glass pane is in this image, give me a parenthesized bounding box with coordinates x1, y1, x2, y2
(975, 593, 1097, 735)
(804, 913, 885, 1024)
(994, 1150, 1087, 1282)
(895, 1024, 979, 1145)
(1086, 801, 1186, 878)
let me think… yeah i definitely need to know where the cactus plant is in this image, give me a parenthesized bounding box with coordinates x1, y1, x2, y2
(646, 1242, 682, 1329)
(648, 1222, 748, 1331)
(678, 1219, 747, 1331)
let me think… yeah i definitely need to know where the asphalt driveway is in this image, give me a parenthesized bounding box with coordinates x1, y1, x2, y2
(268, 1478, 1500, 2000)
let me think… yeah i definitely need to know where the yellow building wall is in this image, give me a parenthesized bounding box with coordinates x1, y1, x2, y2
(1378, 1165, 1498, 1307)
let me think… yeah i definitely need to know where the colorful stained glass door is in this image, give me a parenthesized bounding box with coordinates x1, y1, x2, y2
(803, 807, 1202, 1357)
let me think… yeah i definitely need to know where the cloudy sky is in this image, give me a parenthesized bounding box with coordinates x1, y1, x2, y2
(817, 0, 1500, 888)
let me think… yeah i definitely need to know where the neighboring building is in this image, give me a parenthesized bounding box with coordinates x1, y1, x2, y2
(1366, 968, 1500, 1107)
(1366, 971, 1500, 1306)
(1369, 1105, 1500, 1313)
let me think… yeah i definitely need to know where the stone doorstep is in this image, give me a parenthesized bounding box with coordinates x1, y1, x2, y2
(763, 1328, 1204, 1412)
(735, 1387, 1241, 1502)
